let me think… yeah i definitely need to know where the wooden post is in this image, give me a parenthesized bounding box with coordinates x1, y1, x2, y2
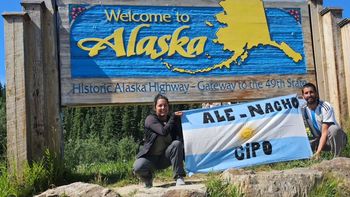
(3, 12, 30, 176)
(340, 19, 350, 119)
(22, 0, 63, 162)
(320, 8, 344, 124)
(40, 0, 63, 160)
(331, 13, 348, 124)
(3, 0, 62, 177)
(308, 0, 328, 100)
(21, 2, 48, 162)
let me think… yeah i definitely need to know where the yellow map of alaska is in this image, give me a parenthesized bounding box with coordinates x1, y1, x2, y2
(170, 0, 303, 74)
(215, 0, 302, 65)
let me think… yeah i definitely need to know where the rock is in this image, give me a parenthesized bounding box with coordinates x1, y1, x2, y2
(311, 157, 350, 182)
(35, 158, 350, 197)
(311, 157, 350, 196)
(222, 168, 323, 197)
(162, 185, 206, 197)
(115, 182, 206, 197)
(34, 182, 120, 197)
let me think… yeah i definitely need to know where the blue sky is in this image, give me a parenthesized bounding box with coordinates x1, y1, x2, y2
(1, 0, 350, 84)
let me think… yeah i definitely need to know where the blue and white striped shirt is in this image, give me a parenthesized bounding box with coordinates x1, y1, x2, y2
(302, 100, 338, 137)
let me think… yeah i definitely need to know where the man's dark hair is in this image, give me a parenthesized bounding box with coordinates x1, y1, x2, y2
(153, 94, 169, 107)
(302, 82, 317, 94)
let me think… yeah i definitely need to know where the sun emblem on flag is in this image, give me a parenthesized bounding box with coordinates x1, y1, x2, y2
(239, 127, 255, 141)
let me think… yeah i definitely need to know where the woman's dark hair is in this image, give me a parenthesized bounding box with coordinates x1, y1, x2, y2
(302, 83, 317, 94)
(153, 94, 169, 107)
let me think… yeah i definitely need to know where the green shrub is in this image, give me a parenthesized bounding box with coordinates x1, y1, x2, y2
(64, 137, 111, 168)
(115, 136, 138, 161)
(19, 161, 49, 195)
(64, 136, 138, 168)
(341, 118, 350, 157)
(63, 136, 139, 185)
(0, 161, 49, 197)
(43, 149, 64, 185)
(0, 162, 16, 197)
(0, 150, 63, 197)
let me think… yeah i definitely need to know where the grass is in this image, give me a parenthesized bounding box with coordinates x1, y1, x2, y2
(153, 167, 174, 182)
(0, 160, 51, 197)
(0, 159, 139, 196)
(340, 118, 350, 158)
(0, 150, 65, 197)
(0, 162, 16, 197)
(245, 159, 317, 172)
(65, 160, 138, 187)
(309, 174, 341, 197)
(205, 174, 244, 197)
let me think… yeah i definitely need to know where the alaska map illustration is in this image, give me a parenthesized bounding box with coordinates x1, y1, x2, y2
(169, 0, 303, 74)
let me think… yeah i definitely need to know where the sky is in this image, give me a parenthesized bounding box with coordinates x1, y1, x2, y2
(0, 0, 350, 84)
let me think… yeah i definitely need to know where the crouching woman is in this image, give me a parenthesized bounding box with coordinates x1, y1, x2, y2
(133, 94, 186, 187)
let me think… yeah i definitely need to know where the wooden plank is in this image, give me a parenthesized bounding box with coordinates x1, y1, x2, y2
(41, 1, 63, 157)
(3, 13, 29, 177)
(332, 13, 348, 124)
(21, 2, 47, 161)
(308, 0, 327, 100)
(321, 9, 341, 123)
(60, 74, 316, 106)
(340, 19, 350, 119)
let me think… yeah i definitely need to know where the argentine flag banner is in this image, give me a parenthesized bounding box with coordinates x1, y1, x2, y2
(181, 94, 312, 174)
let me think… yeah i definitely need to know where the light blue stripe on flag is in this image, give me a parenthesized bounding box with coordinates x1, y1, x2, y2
(185, 137, 312, 174)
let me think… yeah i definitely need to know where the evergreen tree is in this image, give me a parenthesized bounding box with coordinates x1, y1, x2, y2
(89, 107, 104, 139)
(102, 106, 115, 142)
(130, 105, 140, 137)
(0, 83, 6, 159)
(60, 100, 200, 166)
(112, 106, 123, 139)
(0, 82, 4, 103)
(72, 108, 83, 140)
(137, 105, 151, 141)
(81, 112, 90, 138)
(121, 105, 135, 138)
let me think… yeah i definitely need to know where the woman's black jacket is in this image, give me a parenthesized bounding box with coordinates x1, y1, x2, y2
(136, 113, 183, 158)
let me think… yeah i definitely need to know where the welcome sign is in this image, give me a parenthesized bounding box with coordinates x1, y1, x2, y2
(58, 0, 316, 105)
(181, 94, 312, 174)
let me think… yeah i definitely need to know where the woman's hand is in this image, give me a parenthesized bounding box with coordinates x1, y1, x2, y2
(174, 111, 183, 116)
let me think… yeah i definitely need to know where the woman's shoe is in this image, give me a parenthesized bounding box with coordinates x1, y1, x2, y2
(176, 177, 185, 186)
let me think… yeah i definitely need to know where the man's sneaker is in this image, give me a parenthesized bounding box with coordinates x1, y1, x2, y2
(176, 177, 185, 186)
(144, 178, 153, 188)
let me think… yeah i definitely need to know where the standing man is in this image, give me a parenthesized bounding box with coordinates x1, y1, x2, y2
(301, 83, 347, 159)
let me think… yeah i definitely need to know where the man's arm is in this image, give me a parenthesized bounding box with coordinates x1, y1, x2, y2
(314, 123, 330, 158)
(314, 102, 336, 159)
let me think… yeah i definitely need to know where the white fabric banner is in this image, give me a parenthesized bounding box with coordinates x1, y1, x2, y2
(181, 94, 312, 174)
